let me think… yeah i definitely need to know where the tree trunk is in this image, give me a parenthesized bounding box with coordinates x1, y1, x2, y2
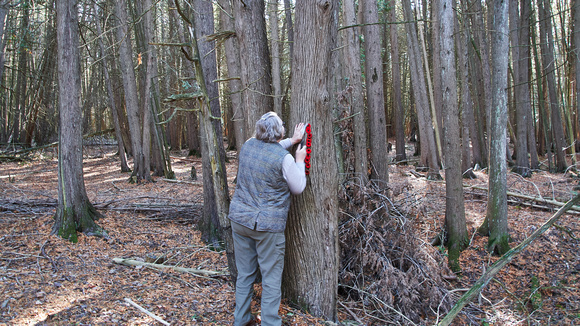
(190, 0, 228, 247)
(283, 0, 338, 320)
(469, 0, 491, 168)
(184, 3, 236, 282)
(12, 2, 29, 145)
(217, 0, 245, 152)
(455, 1, 476, 179)
(361, 0, 389, 185)
(94, 2, 130, 172)
(480, 0, 510, 256)
(520, 0, 540, 170)
(440, 0, 468, 272)
(269, 0, 282, 116)
(233, 0, 273, 140)
(538, 0, 568, 172)
(342, 0, 368, 181)
(390, 2, 406, 163)
(0, 2, 8, 143)
(403, 0, 440, 179)
(284, 0, 294, 71)
(431, 0, 444, 164)
(53, 0, 105, 242)
(510, 0, 531, 177)
(114, 0, 145, 182)
(575, 0, 580, 160)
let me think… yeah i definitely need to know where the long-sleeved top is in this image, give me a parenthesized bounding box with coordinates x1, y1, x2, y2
(278, 138, 306, 194)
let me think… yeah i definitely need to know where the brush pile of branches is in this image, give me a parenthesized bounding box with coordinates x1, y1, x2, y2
(338, 179, 452, 324)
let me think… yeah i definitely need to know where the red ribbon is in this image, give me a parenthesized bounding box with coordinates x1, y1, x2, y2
(304, 124, 312, 175)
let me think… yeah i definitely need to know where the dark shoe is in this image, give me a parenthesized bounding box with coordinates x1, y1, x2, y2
(243, 319, 257, 326)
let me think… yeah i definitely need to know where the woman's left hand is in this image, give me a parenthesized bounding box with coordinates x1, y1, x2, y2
(291, 122, 305, 145)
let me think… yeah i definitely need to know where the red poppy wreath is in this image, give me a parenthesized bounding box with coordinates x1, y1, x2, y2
(301, 123, 312, 175)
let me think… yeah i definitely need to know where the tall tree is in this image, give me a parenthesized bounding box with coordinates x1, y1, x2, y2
(440, 0, 469, 272)
(455, 1, 477, 178)
(190, 0, 229, 247)
(178, 0, 236, 281)
(233, 0, 273, 139)
(94, 1, 130, 173)
(519, 0, 540, 170)
(538, 0, 568, 172)
(342, 0, 368, 181)
(575, 0, 580, 156)
(403, 0, 440, 179)
(389, 1, 406, 163)
(479, 0, 511, 255)
(12, 0, 30, 144)
(469, 0, 491, 167)
(361, 0, 389, 185)
(217, 0, 245, 152)
(510, 0, 531, 177)
(269, 0, 282, 115)
(53, 0, 105, 242)
(283, 0, 338, 320)
(114, 0, 147, 182)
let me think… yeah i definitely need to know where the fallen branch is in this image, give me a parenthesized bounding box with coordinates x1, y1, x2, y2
(124, 297, 171, 326)
(113, 258, 227, 277)
(438, 192, 580, 326)
(338, 300, 364, 325)
(466, 184, 580, 213)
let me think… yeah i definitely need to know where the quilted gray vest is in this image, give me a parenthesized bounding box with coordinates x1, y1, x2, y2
(228, 138, 291, 232)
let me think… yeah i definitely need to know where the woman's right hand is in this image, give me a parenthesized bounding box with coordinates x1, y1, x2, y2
(295, 143, 307, 163)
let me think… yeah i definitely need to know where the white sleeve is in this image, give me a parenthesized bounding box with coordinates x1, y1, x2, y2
(279, 138, 294, 150)
(282, 154, 306, 195)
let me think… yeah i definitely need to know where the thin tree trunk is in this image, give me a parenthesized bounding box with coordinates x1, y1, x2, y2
(520, 0, 540, 170)
(390, 2, 406, 163)
(480, 0, 510, 256)
(440, 0, 468, 272)
(269, 0, 282, 116)
(114, 0, 145, 182)
(431, 0, 444, 164)
(455, 1, 476, 179)
(538, 0, 568, 172)
(575, 0, 580, 161)
(403, 0, 441, 179)
(361, 0, 389, 185)
(510, 0, 531, 177)
(181, 1, 236, 282)
(218, 0, 245, 152)
(12, 2, 29, 145)
(342, 0, 368, 181)
(469, 0, 491, 167)
(189, 0, 228, 248)
(233, 0, 273, 139)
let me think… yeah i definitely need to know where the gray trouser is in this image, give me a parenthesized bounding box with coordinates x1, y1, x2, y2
(231, 221, 285, 326)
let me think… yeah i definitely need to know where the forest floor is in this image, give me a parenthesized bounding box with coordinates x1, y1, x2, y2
(0, 142, 579, 325)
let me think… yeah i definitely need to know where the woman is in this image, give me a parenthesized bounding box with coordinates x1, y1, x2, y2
(229, 111, 307, 326)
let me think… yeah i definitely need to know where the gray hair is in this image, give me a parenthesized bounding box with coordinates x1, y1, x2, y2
(255, 112, 284, 143)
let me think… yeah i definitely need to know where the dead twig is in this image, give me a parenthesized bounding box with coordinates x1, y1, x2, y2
(124, 297, 171, 325)
(40, 240, 58, 272)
